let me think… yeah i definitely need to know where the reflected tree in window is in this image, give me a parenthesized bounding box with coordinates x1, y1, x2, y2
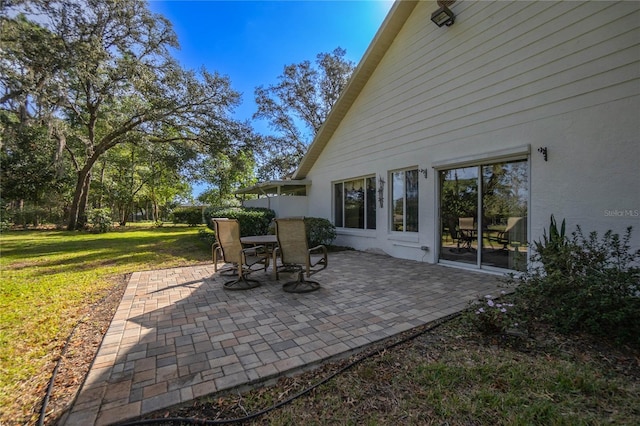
(392, 169, 419, 232)
(334, 176, 376, 229)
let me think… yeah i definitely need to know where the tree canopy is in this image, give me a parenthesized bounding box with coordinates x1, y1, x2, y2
(1, 1, 355, 228)
(1, 0, 258, 229)
(253, 47, 354, 180)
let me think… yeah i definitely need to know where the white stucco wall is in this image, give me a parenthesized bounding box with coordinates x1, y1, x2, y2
(243, 196, 308, 218)
(305, 0, 640, 266)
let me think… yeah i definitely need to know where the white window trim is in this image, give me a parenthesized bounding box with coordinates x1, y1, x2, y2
(332, 175, 376, 230)
(432, 145, 531, 170)
(388, 166, 419, 234)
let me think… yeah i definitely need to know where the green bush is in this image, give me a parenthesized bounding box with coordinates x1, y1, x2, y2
(533, 214, 569, 275)
(171, 207, 203, 226)
(205, 207, 275, 237)
(469, 292, 524, 335)
(514, 217, 640, 346)
(304, 217, 337, 247)
(86, 208, 113, 233)
(197, 228, 217, 248)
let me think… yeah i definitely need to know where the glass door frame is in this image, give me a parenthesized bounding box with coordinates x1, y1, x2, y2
(435, 154, 531, 273)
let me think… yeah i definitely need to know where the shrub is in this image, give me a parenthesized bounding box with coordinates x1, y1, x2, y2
(0, 200, 8, 231)
(304, 217, 337, 247)
(469, 292, 523, 335)
(171, 207, 203, 226)
(205, 207, 275, 237)
(197, 228, 216, 248)
(533, 214, 570, 275)
(86, 208, 113, 233)
(514, 217, 640, 346)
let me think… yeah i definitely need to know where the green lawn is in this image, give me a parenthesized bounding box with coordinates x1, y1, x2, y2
(0, 224, 211, 422)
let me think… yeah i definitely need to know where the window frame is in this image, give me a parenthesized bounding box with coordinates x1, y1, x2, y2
(333, 175, 377, 230)
(389, 167, 419, 233)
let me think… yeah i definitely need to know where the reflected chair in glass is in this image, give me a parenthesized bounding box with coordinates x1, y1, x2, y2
(458, 217, 476, 250)
(213, 218, 268, 290)
(272, 217, 328, 293)
(490, 217, 525, 250)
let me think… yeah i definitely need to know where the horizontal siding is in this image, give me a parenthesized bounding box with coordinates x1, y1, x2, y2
(310, 0, 639, 178)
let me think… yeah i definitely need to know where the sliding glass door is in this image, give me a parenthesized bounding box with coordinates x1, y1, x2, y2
(439, 160, 528, 271)
(439, 167, 478, 265)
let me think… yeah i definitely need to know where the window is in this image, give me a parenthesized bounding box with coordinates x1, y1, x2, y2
(334, 177, 376, 229)
(391, 169, 419, 232)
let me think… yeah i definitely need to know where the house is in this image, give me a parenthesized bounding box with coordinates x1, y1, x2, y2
(240, 0, 640, 273)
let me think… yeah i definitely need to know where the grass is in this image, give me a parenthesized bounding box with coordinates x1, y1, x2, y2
(0, 224, 211, 423)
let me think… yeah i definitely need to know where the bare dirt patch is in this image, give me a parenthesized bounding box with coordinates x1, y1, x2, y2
(34, 277, 128, 425)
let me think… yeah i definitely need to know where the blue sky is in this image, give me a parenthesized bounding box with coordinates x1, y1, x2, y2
(147, 0, 394, 124)
(146, 1, 394, 198)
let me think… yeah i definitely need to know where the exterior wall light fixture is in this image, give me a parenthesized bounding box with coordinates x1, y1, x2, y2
(431, 1, 455, 27)
(378, 175, 385, 208)
(538, 147, 548, 161)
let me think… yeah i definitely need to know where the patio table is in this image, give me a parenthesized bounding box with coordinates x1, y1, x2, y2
(241, 235, 278, 268)
(458, 228, 477, 250)
(240, 235, 277, 246)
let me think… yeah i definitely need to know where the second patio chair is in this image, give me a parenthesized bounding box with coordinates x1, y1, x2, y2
(273, 217, 327, 293)
(213, 218, 268, 291)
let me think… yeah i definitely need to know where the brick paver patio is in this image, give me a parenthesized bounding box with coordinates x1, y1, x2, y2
(62, 250, 506, 425)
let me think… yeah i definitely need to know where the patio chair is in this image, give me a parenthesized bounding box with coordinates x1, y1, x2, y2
(273, 217, 327, 293)
(213, 218, 268, 290)
(458, 217, 476, 250)
(491, 217, 526, 250)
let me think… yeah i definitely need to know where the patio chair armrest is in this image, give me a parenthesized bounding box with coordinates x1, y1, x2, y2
(308, 244, 328, 271)
(308, 244, 327, 256)
(272, 246, 281, 280)
(212, 242, 222, 271)
(240, 245, 269, 270)
(242, 245, 267, 256)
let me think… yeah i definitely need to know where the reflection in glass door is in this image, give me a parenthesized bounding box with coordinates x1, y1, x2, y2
(439, 167, 478, 266)
(439, 160, 528, 271)
(481, 161, 528, 271)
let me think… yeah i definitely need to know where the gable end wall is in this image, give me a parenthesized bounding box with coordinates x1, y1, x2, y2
(306, 0, 640, 263)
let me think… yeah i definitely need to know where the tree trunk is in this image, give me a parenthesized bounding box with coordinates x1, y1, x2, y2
(97, 161, 106, 209)
(77, 174, 91, 229)
(19, 199, 26, 228)
(119, 205, 130, 226)
(67, 168, 92, 230)
(32, 201, 39, 227)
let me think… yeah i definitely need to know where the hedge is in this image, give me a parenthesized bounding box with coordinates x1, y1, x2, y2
(204, 208, 336, 247)
(171, 207, 203, 226)
(205, 207, 276, 237)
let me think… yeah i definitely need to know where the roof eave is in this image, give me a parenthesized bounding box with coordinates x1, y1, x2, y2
(292, 0, 419, 180)
(234, 180, 311, 195)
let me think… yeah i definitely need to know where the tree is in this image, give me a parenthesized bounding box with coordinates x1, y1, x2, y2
(0, 11, 75, 225)
(0, 120, 73, 225)
(253, 47, 355, 180)
(1, 0, 256, 230)
(94, 136, 197, 225)
(195, 148, 256, 207)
